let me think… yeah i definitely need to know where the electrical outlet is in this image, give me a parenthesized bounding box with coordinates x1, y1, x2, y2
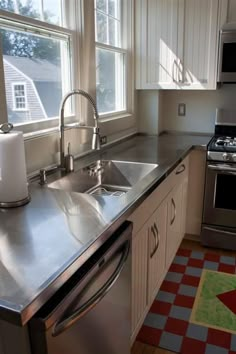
(178, 103, 186, 116)
(100, 136, 107, 145)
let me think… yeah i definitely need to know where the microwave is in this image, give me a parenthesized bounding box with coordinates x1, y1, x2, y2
(218, 23, 236, 83)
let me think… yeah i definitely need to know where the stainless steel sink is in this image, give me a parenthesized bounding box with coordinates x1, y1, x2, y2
(47, 160, 158, 197)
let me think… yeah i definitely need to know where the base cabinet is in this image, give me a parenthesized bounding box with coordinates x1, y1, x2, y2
(129, 156, 189, 342)
(166, 182, 183, 269)
(148, 200, 167, 304)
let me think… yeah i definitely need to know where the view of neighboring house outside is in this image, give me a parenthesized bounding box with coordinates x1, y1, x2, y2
(3, 55, 62, 125)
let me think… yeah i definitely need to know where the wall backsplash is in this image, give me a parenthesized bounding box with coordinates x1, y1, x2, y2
(161, 85, 236, 134)
(137, 85, 236, 135)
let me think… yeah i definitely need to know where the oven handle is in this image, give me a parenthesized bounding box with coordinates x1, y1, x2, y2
(204, 226, 236, 237)
(208, 164, 236, 174)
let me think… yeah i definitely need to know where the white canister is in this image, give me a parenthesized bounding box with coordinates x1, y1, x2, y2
(0, 123, 29, 207)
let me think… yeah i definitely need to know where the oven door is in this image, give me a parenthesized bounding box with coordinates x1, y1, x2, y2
(203, 162, 236, 228)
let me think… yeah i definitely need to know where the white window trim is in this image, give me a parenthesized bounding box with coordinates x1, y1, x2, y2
(12, 82, 28, 111)
(94, 0, 134, 121)
(0, 5, 77, 134)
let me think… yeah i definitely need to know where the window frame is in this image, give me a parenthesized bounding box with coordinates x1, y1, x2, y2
(12, 81, 27, 111)
(0, 6, 77, 135)
(94, 0, 132, 120)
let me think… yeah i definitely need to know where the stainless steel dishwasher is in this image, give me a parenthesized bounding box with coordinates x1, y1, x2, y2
(29, 221, 132, 354)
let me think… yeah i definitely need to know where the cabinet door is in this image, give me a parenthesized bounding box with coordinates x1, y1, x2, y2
(178, 0, 219, 89)
(136, 0, 179, 89)
(131, 223, 148, 335)
(166, 183, 183, 269)
(148, 200, 167, 304)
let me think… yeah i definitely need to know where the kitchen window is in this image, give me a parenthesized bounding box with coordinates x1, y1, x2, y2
(95, 0, 127, 117)
(0, 1, 74, 134)
(12, 82, 27, 110)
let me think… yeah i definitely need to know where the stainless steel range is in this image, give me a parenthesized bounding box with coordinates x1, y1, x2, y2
(201, 110, 236, 250)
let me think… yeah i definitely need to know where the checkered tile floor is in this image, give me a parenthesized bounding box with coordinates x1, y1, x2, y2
(137, 248, 236, 354)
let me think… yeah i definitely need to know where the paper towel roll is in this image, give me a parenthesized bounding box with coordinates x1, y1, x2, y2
(0, 130, 29, 204)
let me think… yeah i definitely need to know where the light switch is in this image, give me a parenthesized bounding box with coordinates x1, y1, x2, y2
(178, 103, 186, 116)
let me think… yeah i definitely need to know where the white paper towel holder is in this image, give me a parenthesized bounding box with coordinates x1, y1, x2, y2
(0, 123, 30, 208)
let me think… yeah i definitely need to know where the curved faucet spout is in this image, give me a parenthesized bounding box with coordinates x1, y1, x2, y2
(59, 89, 101, 169)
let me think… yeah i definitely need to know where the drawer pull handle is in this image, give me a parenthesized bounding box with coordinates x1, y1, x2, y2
(150, 223, 159, 258)
(150, 226, 156, 258)
(176, 164, 185, 175)
(171, 198, 176, 225)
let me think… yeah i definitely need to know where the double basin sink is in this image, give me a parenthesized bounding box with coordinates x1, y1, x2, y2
(48, 160, 158, 197)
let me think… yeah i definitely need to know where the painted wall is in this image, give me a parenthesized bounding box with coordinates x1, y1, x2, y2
(161, 85, 236, 133)
(137, 85, 236, 135)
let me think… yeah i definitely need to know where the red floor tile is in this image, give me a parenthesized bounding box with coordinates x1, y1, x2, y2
(160, 280, 179, 294)
(182, 274, 200, 287)
(164, 317, 188, 336)
(169, 263, 186, 273)
(181, 337, 206, 354)
(188, 258, 204, 268)
(150, 300, 171, 316)
(137, 325, 162, 347)
(174, 294, 195, 308)
(204, 252, 221, 262)
(218, 264, 236, 274)
(176, 249, 192, 257)
(207, 328, 231, 349)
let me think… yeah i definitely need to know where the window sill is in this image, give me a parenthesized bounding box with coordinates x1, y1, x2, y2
(23, 113, 134, 141)
(23, 126, 59, 141)
(99, 112, 133, 124)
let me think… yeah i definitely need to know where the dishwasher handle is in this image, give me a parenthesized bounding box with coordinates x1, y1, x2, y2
(52, 240, 130, 337)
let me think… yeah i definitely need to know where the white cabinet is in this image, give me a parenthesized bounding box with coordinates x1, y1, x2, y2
(178, 0, 219, 89)
(136, 0, 220, 90)
(136, 0, 179, 89)
(129, 156, 189, 342)
(148, 200, 167, 304)
(220, 0, 236, 24)
(166, 182, 183, 269)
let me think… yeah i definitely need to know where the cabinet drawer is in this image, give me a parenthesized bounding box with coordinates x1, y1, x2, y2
(169, 155, 189, 189)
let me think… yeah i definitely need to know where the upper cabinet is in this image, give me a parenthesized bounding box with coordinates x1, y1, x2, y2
(135, 0, 220, 90)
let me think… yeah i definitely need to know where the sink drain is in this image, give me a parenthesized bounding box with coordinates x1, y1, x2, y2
(88, 186, 127, 197)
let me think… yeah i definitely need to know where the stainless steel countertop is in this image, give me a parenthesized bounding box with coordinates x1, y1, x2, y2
(0, 133, 211, 326)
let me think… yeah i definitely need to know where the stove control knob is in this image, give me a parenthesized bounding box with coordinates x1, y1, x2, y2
(223, 153, 231, 161)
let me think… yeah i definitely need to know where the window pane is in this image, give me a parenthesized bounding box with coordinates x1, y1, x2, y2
(95, 0, 121, 46)
(96, 11, 107, 44)
(108, 0, 120, 18)
(96, 47, 124, 114)
(96, 0, 106, 13)
(0, 0, 61, 25)
(1, 27, 70, 125)
(109, 18, 120, 47)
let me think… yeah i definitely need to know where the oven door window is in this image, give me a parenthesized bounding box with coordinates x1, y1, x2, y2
(222, 43, 236, 72)
(215, 173, 236, 210)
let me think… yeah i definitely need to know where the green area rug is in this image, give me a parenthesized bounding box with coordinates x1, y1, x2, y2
(190, 270, 236, 334)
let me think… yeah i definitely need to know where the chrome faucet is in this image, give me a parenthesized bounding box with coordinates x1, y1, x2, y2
(59, 89, 101, 169)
